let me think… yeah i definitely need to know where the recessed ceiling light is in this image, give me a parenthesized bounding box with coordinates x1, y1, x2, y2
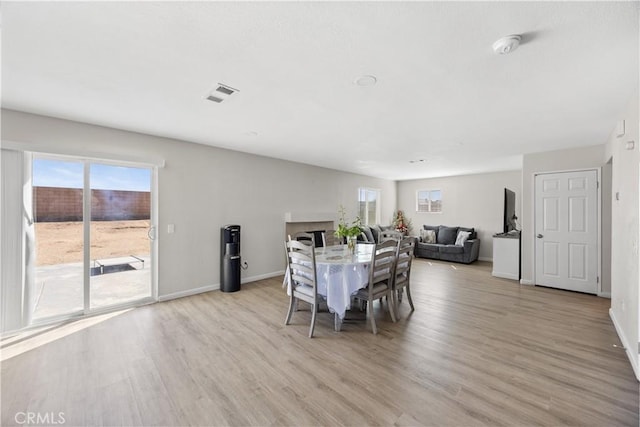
(355, 75, 377, 86)
(492, 35, 521, 55)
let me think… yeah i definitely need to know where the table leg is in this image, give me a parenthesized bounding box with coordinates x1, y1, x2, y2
(334, 313, 342, 332)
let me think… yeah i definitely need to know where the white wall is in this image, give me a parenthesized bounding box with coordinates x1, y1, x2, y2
(1, 109, 396, 301)
(397, 170, 522, 261)
(606, 94, 639, 380)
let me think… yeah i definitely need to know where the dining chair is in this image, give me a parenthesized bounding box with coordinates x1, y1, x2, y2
(392, 236, 416, 313)
(284, 238, 323, 338)
(289, 231, 315, 246)
(321, 229, 339, 247)
(354, 239, 397, 334)
(379, 230, 403, 242)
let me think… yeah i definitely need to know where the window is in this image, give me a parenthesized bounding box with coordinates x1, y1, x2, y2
(417, 190, 442, 213)
(358, 188, 380, 225)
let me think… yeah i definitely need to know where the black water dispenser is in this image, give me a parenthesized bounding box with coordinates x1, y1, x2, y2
(220, 225, 241, 292)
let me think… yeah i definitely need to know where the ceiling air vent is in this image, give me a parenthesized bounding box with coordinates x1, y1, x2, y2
(206, 84, 239, 103)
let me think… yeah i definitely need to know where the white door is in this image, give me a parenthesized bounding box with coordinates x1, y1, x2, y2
(535, 170, 598, 294)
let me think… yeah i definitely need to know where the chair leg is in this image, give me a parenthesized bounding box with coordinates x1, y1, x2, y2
(368, 299, 377, 334)
(406, 284, 415, 311)
(388, 291, 397, 323)
(285, 296, 296, 325)
(309, 301, 318, 338)
(391, 288, 399, 316)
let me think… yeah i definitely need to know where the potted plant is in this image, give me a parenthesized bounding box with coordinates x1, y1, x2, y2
(335, 205, 362, 253)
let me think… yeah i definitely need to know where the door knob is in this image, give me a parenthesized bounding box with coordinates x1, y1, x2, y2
(537, 234, 544, 238)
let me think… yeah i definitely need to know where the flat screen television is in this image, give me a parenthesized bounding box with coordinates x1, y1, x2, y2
(503, 188, 517, 233)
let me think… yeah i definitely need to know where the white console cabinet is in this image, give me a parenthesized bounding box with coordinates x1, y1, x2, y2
(492, 232, 520, 280)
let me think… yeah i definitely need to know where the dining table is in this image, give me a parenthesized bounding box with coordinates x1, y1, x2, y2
(285, 243, 373, 332)
(314, 243, 374, 331)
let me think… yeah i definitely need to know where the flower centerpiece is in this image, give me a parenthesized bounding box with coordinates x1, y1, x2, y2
(392, 210, 412, 235)
(334, 205, 362, 253)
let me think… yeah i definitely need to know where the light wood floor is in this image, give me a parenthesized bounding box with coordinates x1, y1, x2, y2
(2, 260, 638, 426)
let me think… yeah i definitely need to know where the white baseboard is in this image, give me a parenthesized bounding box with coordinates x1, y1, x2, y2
(241, 270, 285, 284)
(158, 284, 219, 302)
(598, 292, 611, 298)
(492, 271, 519, 281)
(158, 270, 286, 302)
(520, 279, 534, 285)
(609, 308, 640, 381)
(478, 257, 492, 262)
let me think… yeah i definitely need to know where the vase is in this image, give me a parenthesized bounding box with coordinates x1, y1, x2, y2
(347, 236, 357, 254)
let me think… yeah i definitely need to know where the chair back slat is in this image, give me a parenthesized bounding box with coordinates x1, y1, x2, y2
(395, 237, 415, 278)
(285, 239, 317, 294)
(379, 230, 403, 242)
(368, 240, 397, 292)
(322, 230, 339, 247)
(289, 232, 315, 247)
(392, 237, 416, 314)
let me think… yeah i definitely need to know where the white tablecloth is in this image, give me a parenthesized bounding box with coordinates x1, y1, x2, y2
(286, 244, 372, 320)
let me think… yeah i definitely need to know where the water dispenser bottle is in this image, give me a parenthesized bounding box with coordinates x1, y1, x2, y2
(220, 225, 241, 292)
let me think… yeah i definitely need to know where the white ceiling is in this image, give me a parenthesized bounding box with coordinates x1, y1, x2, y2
(2, 1, 638, 180)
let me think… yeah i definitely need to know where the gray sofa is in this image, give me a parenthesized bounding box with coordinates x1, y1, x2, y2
(357, 224, 400, 243)
(415, 225, 480, 264)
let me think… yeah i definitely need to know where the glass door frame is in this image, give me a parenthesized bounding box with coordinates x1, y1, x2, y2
(28, 152, 158, 326)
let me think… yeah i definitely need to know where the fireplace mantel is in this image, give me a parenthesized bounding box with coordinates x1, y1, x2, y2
(284, 212, 336, 243)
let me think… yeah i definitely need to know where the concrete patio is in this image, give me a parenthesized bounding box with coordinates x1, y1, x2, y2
(33, 256, 151, 320)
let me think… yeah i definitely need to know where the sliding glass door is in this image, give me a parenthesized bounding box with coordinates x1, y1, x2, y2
(31, 155, 155, 323)
(89, 163, 152, 310)
(32, 158, 85, 320)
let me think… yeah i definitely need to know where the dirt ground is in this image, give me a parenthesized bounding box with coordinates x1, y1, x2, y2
(35, 220, 151, 266)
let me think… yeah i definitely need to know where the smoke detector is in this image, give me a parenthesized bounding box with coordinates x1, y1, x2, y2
(492, 35, 521, 55)
(206, 84, 239, 103)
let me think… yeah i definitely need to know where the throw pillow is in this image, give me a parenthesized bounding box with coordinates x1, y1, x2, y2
(424, 229, 436, 243)
(360, 226, 375, 243)
(370, 224, 382, 243)
(437, 226, 459, 245)
(455, 230, 471, 246)
(458, 227, 476, 240)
